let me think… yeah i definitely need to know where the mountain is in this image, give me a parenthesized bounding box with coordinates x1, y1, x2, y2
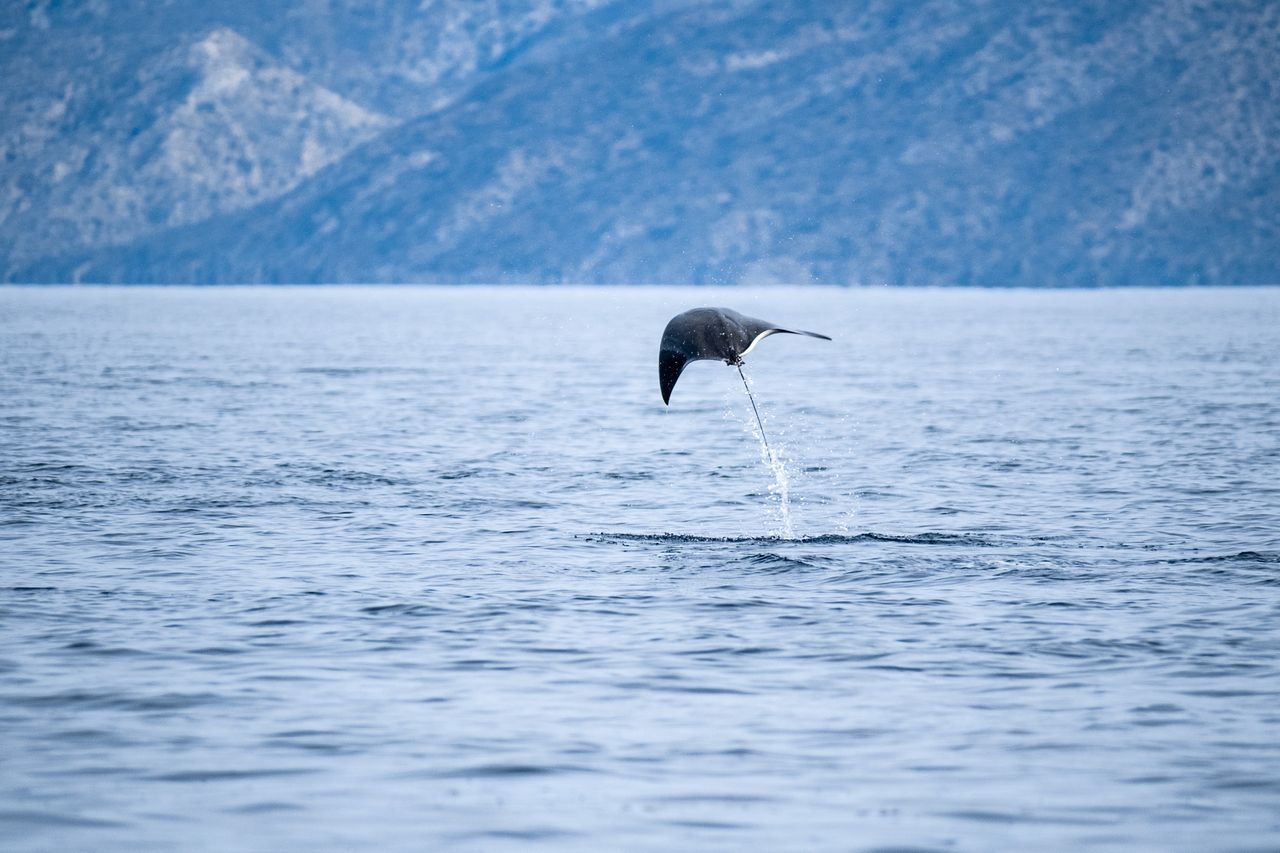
(1, 27, 391, 262)
(0, 0, 614, 271)
(4, 0, 1278, 284)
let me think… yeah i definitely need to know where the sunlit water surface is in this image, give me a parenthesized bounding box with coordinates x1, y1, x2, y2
(2, 286, 1278, 851)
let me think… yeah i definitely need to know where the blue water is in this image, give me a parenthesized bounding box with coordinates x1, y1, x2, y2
(2, 286, 1278, 851)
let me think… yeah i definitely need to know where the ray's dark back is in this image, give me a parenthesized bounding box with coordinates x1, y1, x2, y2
(660, 307, 753, 364)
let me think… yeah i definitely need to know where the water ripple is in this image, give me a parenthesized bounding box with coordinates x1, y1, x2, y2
(2, 286, 1278, 852)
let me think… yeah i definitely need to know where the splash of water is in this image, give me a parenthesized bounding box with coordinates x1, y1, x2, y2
(761, 437, 795, 539)
(736, 364, 796, 539)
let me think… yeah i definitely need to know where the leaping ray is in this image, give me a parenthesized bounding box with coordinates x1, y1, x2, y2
(658, 307, 831, 459)
(658, 307, 831, 406)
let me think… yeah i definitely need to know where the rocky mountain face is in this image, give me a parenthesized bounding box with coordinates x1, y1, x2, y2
(3, 0, 1277, 284)
(3, 27, 392, 261)
(0, 0, 612, 273)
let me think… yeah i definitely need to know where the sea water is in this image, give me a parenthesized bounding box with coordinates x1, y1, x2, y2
(1, 286, 1278, 851)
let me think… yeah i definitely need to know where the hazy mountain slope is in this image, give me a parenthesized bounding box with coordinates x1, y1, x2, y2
(0, 0, 617, 268)
(255, 0, 623, 118)
(8, 0, 1279, 284)
(1, 28, 392, 264)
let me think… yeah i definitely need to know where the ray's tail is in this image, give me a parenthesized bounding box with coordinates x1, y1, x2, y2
(736, 362, 795, 539)
(736, 363, 770, 455)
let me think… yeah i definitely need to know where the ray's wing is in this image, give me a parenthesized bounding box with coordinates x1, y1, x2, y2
(659, 347, 690, 405)
(658, 311, 708, 405)
(737, 314, 832, 357)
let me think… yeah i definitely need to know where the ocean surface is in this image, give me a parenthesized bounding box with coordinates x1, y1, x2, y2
(2, 285, 1278, 852)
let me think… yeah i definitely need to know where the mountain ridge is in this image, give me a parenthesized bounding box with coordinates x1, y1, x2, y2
(4, 0, 1278, 285)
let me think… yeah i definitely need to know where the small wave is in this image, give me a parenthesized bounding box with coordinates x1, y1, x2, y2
(271, 462, 404, 487)
(5, 690, 222, 712)
(422, 763, 595, 779)
(584, 531, 1002, 547)
(149, 768, 316, 783)
(1167, 550, 1280, 565)
(439, 468, 483, 480)
(296, 366, 432, 378)
(226, 802, 306, 815)
(361, 603, 450, 618)
(647, 793, 778, 804)
(0, 809, 126, 829)
(741, 552, 823, 571)
(602, 470, 655, 481)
